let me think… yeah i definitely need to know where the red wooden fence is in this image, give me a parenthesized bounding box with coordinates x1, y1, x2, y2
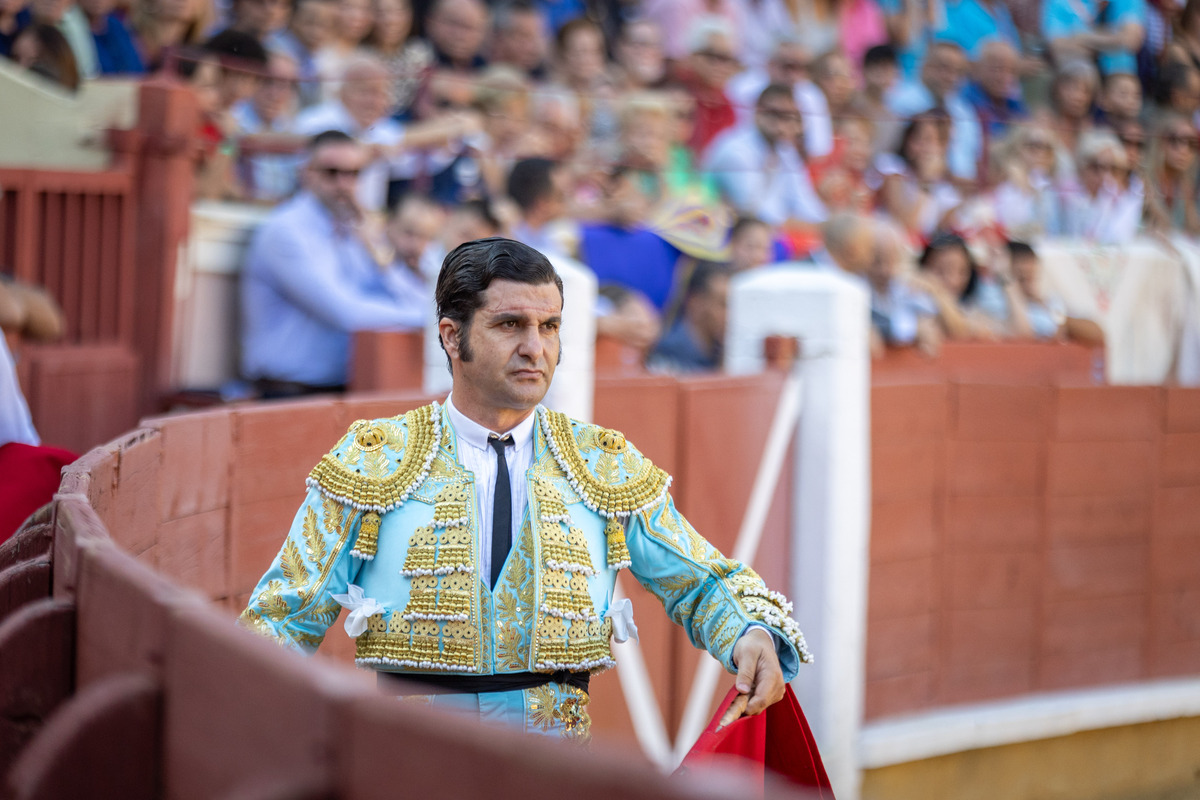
(0, 79, 198, 453)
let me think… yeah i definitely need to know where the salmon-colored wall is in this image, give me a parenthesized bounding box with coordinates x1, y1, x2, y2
(866, 380, 1200, 719)
(51, 374, 794, 758)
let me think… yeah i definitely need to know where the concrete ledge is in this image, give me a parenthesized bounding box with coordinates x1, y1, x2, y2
(859, 677, 1200, 768)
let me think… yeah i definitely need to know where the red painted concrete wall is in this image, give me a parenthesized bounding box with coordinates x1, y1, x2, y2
(866, 380, 1200, 719)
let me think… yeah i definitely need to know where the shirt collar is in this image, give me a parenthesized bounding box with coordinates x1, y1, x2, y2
(445, 395, 538, 454)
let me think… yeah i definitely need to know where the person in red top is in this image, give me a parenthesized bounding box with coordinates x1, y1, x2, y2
(673, 18, 739, 156)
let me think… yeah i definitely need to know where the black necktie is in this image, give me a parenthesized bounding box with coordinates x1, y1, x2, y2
(489, 434, 514, 588)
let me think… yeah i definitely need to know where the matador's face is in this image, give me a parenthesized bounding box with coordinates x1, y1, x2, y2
(446, 278, 562, 418)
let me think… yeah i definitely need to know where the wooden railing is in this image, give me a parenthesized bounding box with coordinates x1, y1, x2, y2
(1, 80, 198, 452)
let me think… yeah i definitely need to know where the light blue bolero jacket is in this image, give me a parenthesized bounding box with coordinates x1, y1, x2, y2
(239, 402, 812, 681)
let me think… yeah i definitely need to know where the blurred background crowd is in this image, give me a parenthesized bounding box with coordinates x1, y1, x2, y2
(12, 0, 1200, 382)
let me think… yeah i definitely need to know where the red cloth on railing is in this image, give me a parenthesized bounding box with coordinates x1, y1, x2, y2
(677, 685, 834, 798)
(0, 442, 76, 544)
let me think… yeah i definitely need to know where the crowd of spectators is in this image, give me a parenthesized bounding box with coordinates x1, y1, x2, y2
(17, 0, 1196, 388)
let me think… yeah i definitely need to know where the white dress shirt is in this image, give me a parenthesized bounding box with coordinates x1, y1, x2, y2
(703, 125, 828, 227)
(445, 395, 537, 582)
(0, 334, 38, 447)
(444, 395, 775, 654)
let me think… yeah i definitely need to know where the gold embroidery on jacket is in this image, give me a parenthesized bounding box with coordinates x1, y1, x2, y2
(279, 539, 310, 589)
(495, 521, 535, 670)
(308, 404, 441, 512)
(529, 481, 613, 673)
(356, 481, 480, 672)
(540, 409, 671, 520)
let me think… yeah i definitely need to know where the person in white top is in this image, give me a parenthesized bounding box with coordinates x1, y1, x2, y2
(0, 334, 38, 448)
(1053, 129, 1143, 244)
(703, 83, 828, 228)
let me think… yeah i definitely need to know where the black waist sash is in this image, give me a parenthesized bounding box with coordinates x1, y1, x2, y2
(377, 669, 590, 696)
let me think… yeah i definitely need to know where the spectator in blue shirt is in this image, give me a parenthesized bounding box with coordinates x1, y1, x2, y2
(876, 0, 932, 79)
(648, 260, 731, 373)
(240, 130, 425, 396)
(580, 166, 682, 313)
(933, 0, 1022, 60)
(1043, 0, 1146, 76)
(0, 5, 31, 58)
(78, 0, 144, 74)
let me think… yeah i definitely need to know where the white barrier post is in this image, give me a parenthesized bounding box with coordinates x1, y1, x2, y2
(423, 253, 596, 422)
(177, 202, 272, 389)
(725, 267, 871, 800)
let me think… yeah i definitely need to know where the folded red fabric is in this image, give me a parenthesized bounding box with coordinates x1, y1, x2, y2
(0, 442, 76, 545)
(677, 685, 834, 798)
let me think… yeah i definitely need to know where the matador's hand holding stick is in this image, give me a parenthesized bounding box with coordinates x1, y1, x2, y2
(717, 627, 786, 729)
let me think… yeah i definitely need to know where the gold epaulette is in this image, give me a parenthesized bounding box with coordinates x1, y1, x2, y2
(305, 402, 442, 513)
(538, 408, 672, 520)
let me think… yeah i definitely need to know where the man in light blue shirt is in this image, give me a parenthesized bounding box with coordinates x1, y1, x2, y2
(933, 0, 1021, 59)
(240, 131, 425, 396)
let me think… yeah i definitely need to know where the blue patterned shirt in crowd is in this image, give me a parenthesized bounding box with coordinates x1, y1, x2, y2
(91, 12, 145, 74)
(962, 80, 1029, 140)
(239, 192, 425, 387)
(933, 0, 1021, 59)
(1042, 0, 1147, 74)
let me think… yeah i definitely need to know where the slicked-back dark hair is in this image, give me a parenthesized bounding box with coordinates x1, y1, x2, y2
(435, 238, 563, 370)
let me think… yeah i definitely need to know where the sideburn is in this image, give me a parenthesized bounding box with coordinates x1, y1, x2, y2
(456, 320, 474, 362)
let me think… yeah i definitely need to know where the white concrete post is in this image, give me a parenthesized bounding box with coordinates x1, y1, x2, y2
(423, 252, 596, 422)
(725, 267, 872, 800)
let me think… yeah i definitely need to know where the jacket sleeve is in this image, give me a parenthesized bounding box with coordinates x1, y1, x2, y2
(624, 492, 812, 681)
(237, 487, 365, 653)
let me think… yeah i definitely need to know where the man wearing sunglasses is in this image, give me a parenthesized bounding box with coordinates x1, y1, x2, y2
(240, 130, 426, 399)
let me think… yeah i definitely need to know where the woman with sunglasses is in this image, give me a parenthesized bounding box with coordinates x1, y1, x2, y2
(1142, 113, 1200, 235)
(1052, 129, 1142, 243)
(983, 123, 1062, 240)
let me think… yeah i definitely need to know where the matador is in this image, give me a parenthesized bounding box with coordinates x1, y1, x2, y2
(239, 238, 812, 741)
